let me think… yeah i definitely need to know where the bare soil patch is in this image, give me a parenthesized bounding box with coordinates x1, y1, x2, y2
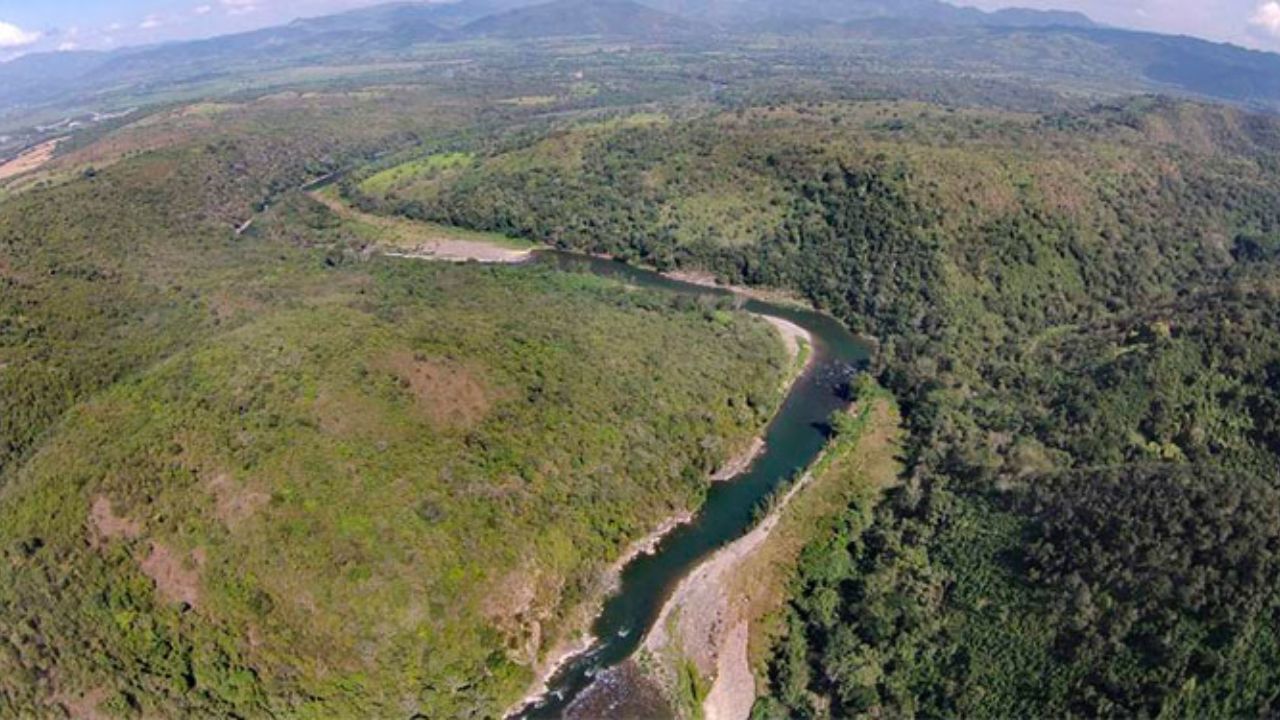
(383, 241, 532, 264)
(54, 686, 109, 720)
(89, 496, 143, 544)
(140, 542, 204, 608)
(379, 351, 495, 429)
(704, 621, 752, 720)
(0, 138, 63, 181)
(207, 473, 269, 529)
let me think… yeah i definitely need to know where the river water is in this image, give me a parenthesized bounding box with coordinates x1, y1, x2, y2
(511, 251, 873, 718)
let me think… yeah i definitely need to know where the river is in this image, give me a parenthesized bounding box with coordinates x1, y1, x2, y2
(511, 251, 873, 718)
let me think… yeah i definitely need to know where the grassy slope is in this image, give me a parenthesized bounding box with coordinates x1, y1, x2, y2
(307, 185, 535, 253)
(0, 97, 791, 718)
(740, 382, 903, 672)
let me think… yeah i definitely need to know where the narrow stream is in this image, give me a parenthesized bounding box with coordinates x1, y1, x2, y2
(513, 251, 872, 718)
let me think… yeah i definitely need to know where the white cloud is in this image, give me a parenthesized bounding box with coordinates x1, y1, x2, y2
(1252, 1, 1280, 36)
(194, 5, 214, 15)
(0, 21, 40, 48)
(58, 41, 79, 51)
(105, 22, 124, 32)
(221, 0, 260, 16)
(140, 15, 164, 30)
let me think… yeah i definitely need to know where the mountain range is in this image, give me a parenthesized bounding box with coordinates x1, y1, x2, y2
(2, 0, 1280, 120)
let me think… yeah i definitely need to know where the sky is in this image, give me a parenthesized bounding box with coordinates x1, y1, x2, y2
(0, 0, 391, 57)
(1, 0, 1280, 58)
(958, 0, 1280, 51)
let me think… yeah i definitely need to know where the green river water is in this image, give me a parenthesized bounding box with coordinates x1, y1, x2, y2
(513, 251, 873, 718)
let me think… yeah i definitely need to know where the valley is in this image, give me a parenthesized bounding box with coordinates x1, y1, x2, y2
(3, 0, 1280, 717)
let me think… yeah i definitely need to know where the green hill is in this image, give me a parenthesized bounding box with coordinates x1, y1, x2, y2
(0, 102, 788, 717)
(351, 95, 1280, 716)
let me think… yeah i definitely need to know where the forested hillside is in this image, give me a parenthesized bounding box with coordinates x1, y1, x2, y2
(356, 95, 1280, 716)
(0, 92, 789, 718)
(5, 4, 1280, 714)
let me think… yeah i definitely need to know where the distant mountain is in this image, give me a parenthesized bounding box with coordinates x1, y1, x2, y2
(462, 0, 699, 39)
(286, 2, 457, 34)
(1071, 27, 1280, 105)
(642, 0, 1096, 28)
(0, 51, 117, 114)
(986, 7, 1095, 28)
(294, 0, 532, 31)
(5, 0, 1280, 123)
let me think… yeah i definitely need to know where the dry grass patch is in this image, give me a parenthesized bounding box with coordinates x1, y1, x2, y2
(378, 350, 497, 429)
(313, 387, 402, 441)
(483, 561, 567, 666)
(207, 289, 266, 324)
(139, 542, 204, 608)
(89, 495, 143, 544)
(53, 686, 110, 720)
(0, 138, 63, 181)
(206, 473, 269, 529)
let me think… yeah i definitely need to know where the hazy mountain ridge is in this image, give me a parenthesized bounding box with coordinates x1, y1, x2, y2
(462, 0, 700, 40)
(648, 0, 1096, 27)
(1, 0, 1279, 122)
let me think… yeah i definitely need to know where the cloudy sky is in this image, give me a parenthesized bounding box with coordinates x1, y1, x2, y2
(0, 0, 390, 57)
(1, 0, 1280, 57)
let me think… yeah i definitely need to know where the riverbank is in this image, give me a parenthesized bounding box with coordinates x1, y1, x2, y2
(664, 268, 809, 309)
(712, 316, 813, 483)
(638, 393, 902, 720)
(505, 510, 694, 718)
(310, 188, 534, 263)
(504, 312, 816, 718)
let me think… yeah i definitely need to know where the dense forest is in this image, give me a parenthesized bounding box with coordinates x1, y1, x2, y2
(353, 94, 1280, 716)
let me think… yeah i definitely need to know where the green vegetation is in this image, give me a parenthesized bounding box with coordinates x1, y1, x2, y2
(303, 186, 534, 253)
(0, 95, 790, 717)
(350, 89, 1280, 716)
(7, 12, 1280, 716)
(739, 379, 903, 672)
(675, 657, 711, 719)
(0, 264, 786, 717)
(358, 152, 473, 196)
(757, 288, 1280, 718)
